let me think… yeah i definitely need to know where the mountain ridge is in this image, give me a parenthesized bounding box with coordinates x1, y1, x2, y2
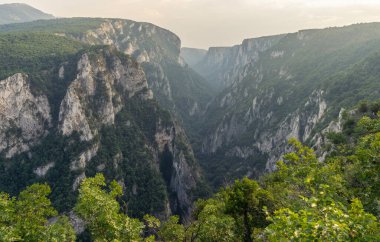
(0, 3, 54, 25)
(188, 22, 380, 187)
(0, 17, 214, 133)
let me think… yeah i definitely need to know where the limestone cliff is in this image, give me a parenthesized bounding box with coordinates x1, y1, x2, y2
(0, 17, 213, 142)
(188, 35, 284, 90)
(0, 73, 51, 158)
(196, 24, 380, 186)
(58, 18, 212, 121)
(0, 43, 204, 221)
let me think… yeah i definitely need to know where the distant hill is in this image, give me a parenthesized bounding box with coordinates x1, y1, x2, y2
(0, 3, 54, 25)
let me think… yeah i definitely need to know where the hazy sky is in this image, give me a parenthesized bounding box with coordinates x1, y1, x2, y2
(2, 0, 380, 48)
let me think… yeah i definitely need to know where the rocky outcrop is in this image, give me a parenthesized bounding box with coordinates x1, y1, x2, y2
(154, 119, 200, 219)
(202, 87, 330, 171)
(192, 35, 284, 89)
(34, 162, 55, 177)
(70, 144, 99, 171)
(0, 43, 203, 222)
(59, 83, 94, 141)
(1, 17, 212, 133)
(59, 50, 150, 142)
(53, 18, 212, 121)
(0, 73, 51, 158)
(197, 24, 380, 183)
(70, 19, 181, 64)
(0, 17, 211, 224)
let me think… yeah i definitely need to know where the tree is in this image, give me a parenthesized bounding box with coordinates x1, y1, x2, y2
(0, 193, 19, 241)
(44, 216, 76, 242)
(343, 116, 380, 216)
(224, 178, 274, 242)
(186, 198, 238, 242)
(262, 138, 348, 211)
(157, 216, 185, 242)
(75, 173, 144, 241)
(15, 184, 58, 241)
(0, 184, 76, 242)
(264, 190, 380, 241)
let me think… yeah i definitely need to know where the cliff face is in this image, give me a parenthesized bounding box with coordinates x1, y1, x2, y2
(0, 17, 213, 130)
(0, 18, 214, 218)
(196, 24, 380, 186)
(188, 35, 284, 90)
(0, 44, 203, 221)
(66, 19, 181, 64)
(58, 51, 150, 141)
(60, 18, 213, 123)
(0, 73, 51, 158)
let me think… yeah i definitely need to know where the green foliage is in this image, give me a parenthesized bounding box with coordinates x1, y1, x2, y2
(0, 32, 84, 80)
(44, 216, 77, 242)
(157, 216, 185, 242)
(187, 198, 238, 242)
(0, 184, 76, 242)
(143, 214, 161, 239)
(259, 119, 380, 240)
(326, 132, 347, 144)
(263, 138, 348, 212)
(15, 184, 58, 241)
(87, 104, 170, 218)
(75, 174, 144, 241)
(224, 178, 273, 242)
(343, 121, 380, 216)
(265, 195, 379, 241)
(0, 18, 105, 35)
(0, 193, 19, 241)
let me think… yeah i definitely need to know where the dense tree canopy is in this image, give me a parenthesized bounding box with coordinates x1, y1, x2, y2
(0, 184, 76, 242)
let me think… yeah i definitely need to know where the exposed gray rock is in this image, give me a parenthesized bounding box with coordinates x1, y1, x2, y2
(202, 85, 330, 172)
(193, 35, 285, 89)
(0, 73, 51, 158)
(70, 144, 99, 171)
(154, 120, 200, 219)
(69, 211, 86, 234)
(34, 162, 55, 177)
(58, 66, 65, 79)
(68, 19, 181, 64)
(59, 83, 94, 141)
(59, 50, 150, 142)
(72, 172, 86, 191)
(59, 54, 95, 141)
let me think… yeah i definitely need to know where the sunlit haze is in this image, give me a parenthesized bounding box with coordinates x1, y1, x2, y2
(1, 0, 380, 48)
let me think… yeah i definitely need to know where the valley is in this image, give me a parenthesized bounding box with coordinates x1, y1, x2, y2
(0, 3, 379, 241)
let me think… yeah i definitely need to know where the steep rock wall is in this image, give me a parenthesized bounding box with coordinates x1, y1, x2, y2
(0, 73, 51, 158)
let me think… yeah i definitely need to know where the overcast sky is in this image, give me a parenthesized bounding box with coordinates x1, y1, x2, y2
(2, 0, 380, 48)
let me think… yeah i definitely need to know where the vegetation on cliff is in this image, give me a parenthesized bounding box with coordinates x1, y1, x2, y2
(1, 101, 379, 241)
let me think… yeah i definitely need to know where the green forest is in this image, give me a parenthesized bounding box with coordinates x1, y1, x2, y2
(1, 101, 379, 242)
